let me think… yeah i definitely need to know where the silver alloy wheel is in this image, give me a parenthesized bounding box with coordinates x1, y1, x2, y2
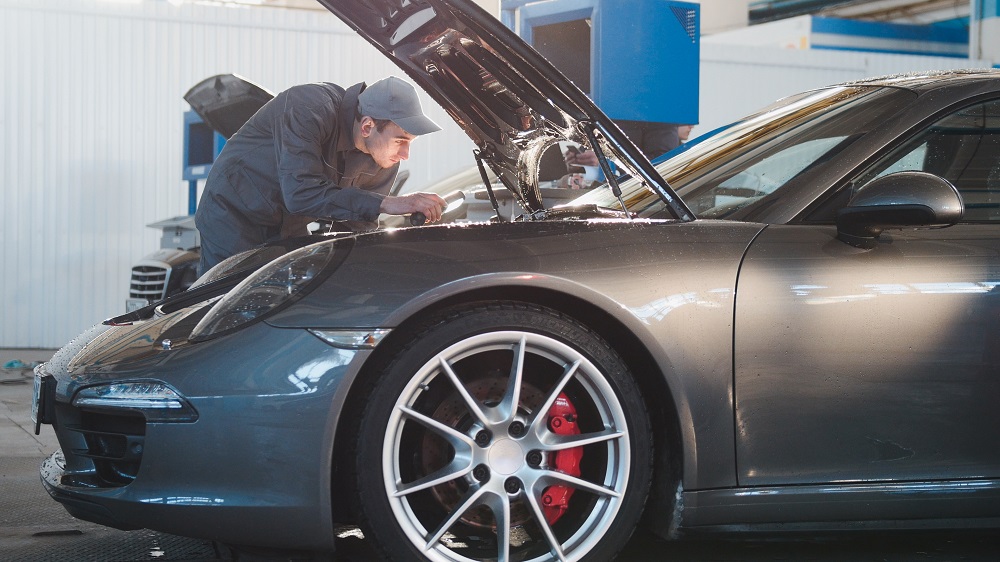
(382, 330, 631, 562)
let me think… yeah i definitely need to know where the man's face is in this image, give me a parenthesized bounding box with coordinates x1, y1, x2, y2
(359, 118, 417, 169)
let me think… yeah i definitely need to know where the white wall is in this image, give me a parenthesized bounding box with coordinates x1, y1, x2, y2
(980, 16, 1000, 63)
(697, 43, 992, 136)
(702, 14, 813, 49)
(0, 0, 476, 348)
(0, 0, 992, 348)
(700, 0, 749, 35)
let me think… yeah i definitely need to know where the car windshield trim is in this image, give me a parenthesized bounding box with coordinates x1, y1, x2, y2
(563, 85, 917, 221)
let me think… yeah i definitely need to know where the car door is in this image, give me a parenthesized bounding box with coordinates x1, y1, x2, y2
(733, 97, 1000, 486)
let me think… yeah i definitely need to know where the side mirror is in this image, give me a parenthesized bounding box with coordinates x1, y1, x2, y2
(836, 171, 963, 248)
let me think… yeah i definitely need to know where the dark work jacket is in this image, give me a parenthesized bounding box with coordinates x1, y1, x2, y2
(194, 81, 396, 271)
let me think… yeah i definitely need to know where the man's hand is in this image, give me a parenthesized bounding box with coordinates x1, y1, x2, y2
(564, 148, 599, 167)
(380, 192, 447, 223)
(556, 173, 589, 190)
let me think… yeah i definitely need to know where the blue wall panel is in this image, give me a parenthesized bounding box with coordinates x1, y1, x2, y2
(521, 0, 699, 124)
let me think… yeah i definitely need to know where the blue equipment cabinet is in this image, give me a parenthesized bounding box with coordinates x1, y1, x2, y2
(517, 0, 699, 125)
(182, 110, 226, 215)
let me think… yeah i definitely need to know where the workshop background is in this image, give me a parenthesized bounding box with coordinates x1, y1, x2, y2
(2, 0, 998, 349)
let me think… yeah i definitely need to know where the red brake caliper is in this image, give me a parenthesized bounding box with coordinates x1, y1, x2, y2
(541, 393, 583, 525)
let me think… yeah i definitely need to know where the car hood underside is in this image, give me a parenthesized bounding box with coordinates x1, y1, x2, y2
(318, 0, 690, 220)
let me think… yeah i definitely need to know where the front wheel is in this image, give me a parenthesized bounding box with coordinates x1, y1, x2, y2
(355, 304, 652, 561)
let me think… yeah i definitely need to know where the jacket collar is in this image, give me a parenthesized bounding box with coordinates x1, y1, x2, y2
(336, 82, 365, 154)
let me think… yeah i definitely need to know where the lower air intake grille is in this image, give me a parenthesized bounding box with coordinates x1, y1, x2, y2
(67, 410, 146, 487)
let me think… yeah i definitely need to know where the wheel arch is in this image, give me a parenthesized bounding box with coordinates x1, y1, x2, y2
(328, 281, 685, 530)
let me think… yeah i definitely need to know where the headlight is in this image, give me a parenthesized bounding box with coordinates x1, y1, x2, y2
(191, 242, 337, 340)
(188, 248, 261, 289)
(190, 242, 308, 289)
(73, 381, 198, 422)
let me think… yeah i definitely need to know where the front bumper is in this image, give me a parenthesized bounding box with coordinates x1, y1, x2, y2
(39, 319, 372, 551)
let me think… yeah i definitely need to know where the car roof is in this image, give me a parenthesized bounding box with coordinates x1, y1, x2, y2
(840, 68, 1000, 91)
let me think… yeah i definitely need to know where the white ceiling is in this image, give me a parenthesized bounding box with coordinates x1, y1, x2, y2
(818, 0, 969, 25)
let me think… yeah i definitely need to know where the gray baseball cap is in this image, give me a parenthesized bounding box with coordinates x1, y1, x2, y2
(359, 76, 441, 135)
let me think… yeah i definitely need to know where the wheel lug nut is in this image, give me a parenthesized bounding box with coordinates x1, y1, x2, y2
(508, 421, 525, 437)
(526, 450, 542, 467)
(475, 430, 492, 447)
(473, 464, 490, 483)
(504, 477, 521, 494)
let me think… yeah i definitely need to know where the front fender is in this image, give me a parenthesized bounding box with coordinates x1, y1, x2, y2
(267, 219, 765, 490)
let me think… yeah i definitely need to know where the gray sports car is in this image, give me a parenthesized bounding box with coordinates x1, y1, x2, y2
(33, 0, 1000, 560)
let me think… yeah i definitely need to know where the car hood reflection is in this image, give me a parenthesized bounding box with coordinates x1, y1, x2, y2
(286, 349, 357, 394)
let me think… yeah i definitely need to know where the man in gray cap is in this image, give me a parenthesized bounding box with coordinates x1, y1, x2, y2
(194, 75, 447, 274)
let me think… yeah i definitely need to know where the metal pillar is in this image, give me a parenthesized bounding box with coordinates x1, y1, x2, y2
(971, 0, 1000, 65)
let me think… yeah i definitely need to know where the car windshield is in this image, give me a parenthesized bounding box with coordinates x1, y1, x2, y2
(566, 85, 917, 219)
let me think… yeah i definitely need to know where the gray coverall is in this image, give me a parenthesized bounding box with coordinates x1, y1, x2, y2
(194, 81, 396, 274)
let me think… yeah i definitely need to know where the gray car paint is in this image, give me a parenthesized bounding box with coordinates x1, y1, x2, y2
(737, 224, 1000, 484)
(33, 1, 1000, 553)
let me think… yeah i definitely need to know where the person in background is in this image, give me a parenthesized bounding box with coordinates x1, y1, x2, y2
(194, 76, 447, 274)
(678, 124, 695, 144)
(562, 120, 691, 179)
(615, 120, 681, 160)
(557, 144, 600, 189)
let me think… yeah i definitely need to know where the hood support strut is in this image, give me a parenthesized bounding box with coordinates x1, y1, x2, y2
(586, 120, 695, 222)
(583, 124, 631, 219)
(475, 148, 506, 222)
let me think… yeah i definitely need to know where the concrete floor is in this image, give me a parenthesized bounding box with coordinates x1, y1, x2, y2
(3, 348, 998, 561)
(1, 348, 228, 562)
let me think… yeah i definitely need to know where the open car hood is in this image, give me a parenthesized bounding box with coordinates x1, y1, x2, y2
(184, 74, 274, 139)
(319, 0, 692, 220)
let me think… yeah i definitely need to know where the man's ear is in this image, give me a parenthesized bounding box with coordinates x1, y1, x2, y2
(359, 116, 375, 137)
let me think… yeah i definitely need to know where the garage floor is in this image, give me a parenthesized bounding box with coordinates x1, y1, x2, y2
(3, 348, 998, 561)
(1, 348, 235, 562)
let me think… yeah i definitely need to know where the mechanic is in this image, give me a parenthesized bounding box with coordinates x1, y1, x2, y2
(194, 75, 447, 274)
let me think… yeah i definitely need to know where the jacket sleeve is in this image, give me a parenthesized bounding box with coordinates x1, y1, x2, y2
(273, 86, 388, 222)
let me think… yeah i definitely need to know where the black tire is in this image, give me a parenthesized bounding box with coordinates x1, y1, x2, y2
(355, 303, 653, 561)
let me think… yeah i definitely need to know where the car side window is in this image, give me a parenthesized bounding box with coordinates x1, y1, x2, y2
(852, 99, 1000, 222)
